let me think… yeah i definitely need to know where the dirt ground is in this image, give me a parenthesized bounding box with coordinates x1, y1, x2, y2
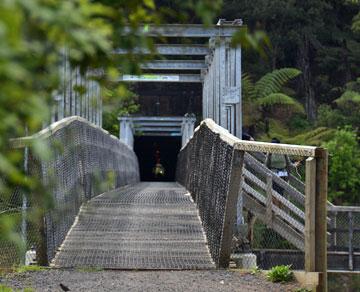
(1, 269, 302, 292)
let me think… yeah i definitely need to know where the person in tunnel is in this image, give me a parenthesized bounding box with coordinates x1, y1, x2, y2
(152, 145, 166, 179)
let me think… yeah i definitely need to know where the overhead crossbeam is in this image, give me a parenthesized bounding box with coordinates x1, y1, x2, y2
(114, 44, 210, 56)
(141, 60, 206, 70)
(122, 24, 242, 38)
(118, 74, 201, 83)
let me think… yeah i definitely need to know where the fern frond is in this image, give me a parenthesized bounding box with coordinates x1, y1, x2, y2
(242, 73, 256, 100)
(256, 93, 304, 113)
(334, 90, 360, 105)
(285, 127, 336, 146)
(254, 68, 301, 99)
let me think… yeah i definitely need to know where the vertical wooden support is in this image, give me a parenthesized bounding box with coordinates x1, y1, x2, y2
(265, 174, 273, 227)
(305, 157, 316, 272)
(315, 149, 328, 292)
(219, 38, 227, 127)
(218, 148, 245, 268)
(234, 45, 242, 139)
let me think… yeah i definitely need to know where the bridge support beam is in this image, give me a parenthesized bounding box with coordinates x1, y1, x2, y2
(181, 115, 196, 147)
(202, 37, 242, 138)
(118, 116, 134, 149)
(49, 50, 103, 128)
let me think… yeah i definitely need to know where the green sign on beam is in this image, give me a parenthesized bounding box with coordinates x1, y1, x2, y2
(122, 74, 180, 82)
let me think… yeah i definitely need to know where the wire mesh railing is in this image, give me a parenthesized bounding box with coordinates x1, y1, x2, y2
(177, 119, 329, 290)
(176, 119, 243, 268)
(1, 117, 140, 267)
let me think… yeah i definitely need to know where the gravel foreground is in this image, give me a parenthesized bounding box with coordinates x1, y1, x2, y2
(2, 269, 301, 292)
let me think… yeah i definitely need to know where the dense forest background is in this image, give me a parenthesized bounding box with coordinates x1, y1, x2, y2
(219, 0, 360, 205)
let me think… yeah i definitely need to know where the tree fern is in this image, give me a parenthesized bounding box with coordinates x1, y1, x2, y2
(256, 93, 304, 113)
(254, 68, 301, 99)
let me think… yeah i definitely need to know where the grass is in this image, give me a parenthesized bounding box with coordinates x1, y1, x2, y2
(267, 265, 294, 283)
(15, 265, 45, 273)
(250, 266, 261, 275)
(0, 285, 34, 292)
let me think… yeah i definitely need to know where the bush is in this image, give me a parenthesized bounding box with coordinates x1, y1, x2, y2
(323, 127, 360, 205)
(267, 265, 294, 283)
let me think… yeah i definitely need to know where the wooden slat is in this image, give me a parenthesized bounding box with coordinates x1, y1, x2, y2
(243, 183, 305, 233)
(245, 153, 306, 205)
(328, 206, 360, 212)
(243, 169, 305, 220)
(265, 174, 273, 226)
(242, 192, 304, 250)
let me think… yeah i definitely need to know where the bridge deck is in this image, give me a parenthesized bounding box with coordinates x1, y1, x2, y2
(52, 182, 215, 269)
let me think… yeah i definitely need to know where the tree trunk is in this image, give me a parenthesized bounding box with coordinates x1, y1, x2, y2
(297, 35, 317, 122)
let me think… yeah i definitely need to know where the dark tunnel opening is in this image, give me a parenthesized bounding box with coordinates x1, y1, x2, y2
(134, 136, 181, 181)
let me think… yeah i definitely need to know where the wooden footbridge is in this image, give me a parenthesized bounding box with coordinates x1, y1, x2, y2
(5, 21, 360, 292)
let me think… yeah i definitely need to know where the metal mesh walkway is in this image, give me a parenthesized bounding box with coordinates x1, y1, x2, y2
(52, 182, 215, 269)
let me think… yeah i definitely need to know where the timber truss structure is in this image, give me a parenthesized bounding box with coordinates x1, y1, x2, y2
(117, 19, 243, 140)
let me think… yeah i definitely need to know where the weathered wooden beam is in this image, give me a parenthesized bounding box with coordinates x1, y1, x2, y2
(218, 149, 245, 268)
(118, 74, 201, 83)
(305, 157, 316, 272)
(122, 24, 242, 38)
(315, 149, 328, 292)
(114, 44, 210, 55)
(265, 174, 273, 227)
(141, 60, 206, 70)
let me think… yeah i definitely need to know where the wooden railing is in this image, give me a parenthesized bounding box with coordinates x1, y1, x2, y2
(192, 119, 328, 292)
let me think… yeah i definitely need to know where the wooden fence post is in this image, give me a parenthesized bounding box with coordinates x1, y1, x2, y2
(315, 149, 328, 292)
(218, 148, 245, 268)
(305, 157, 316, 272)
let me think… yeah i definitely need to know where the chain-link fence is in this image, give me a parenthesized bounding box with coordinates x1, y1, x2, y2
(328, 208, 360, 271)
(0, 117, 139, 268)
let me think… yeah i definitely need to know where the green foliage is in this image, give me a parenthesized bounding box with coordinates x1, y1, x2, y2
(16, 265, 45, 273)
(285, 127, 336, 146)
(0, 285, 12, 292)
(323, 127, 360, 205)
(316, 105, 347, 129)
(102, 84, 139, 136)
(250, 266, 261, 275)
(294, 288, 312, 292)
(254, 68, 301, 100)
(266, 265, 294, 283)
(242, 68, 302, 133)
(0, 285, 34, 292)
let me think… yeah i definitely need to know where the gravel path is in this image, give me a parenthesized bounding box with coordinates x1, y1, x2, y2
(3, 269, 301, 292)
